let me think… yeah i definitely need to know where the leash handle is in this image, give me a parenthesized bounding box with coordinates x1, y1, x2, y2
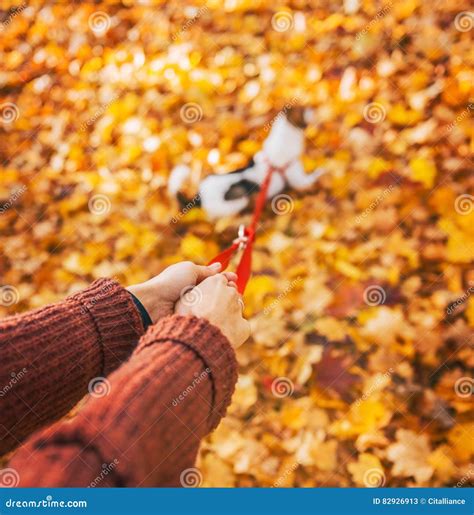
(208, 164, 277, 294)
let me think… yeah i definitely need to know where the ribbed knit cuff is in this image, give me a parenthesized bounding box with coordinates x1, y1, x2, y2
(68, 278, 145, 375)
(138, 315, 238, 431)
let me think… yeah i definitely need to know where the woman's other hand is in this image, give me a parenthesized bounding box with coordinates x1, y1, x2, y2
(127, 262, 237, 323)
(175, 274, 250, 348)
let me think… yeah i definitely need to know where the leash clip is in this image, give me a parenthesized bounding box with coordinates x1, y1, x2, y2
(233, 224, 248, 251)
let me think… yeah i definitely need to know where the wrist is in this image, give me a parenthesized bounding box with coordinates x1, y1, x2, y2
(126, 280, 173, 324)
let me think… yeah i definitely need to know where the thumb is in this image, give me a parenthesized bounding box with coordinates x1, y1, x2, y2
(195, 262, 222, 282)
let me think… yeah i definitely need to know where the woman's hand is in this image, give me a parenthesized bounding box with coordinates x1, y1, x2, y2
(175, 274, 250, 348)
(127, 261, 237, 323)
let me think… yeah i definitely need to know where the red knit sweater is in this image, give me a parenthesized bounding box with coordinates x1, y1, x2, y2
(0, 279, 237, 487)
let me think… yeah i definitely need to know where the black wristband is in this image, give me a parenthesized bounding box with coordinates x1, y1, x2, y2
(129, 292, 153, 331)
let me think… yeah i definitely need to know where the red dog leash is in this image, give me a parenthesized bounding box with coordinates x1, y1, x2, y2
(208, 159, 289, 294)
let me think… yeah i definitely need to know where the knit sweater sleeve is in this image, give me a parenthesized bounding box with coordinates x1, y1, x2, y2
(0, 279, 144, 456)
(9, 315, 238, 487)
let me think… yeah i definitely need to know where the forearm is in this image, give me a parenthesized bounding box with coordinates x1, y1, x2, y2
(0, 279, 144, 456)
(9, 315, 237, 487)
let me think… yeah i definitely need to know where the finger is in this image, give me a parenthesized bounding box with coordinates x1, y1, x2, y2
(227, 280, 238, 290)
(222, 272, 238, 282)
(194, 262, 222, 283)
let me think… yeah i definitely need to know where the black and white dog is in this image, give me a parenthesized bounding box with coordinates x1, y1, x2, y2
(168, 107, 325, 219)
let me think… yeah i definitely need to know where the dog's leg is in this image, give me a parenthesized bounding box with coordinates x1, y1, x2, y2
(285, 161, 326, 190)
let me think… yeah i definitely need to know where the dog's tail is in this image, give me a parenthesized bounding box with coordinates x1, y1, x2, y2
(168, 164, 201, 210)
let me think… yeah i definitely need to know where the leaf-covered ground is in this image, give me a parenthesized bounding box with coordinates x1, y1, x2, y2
(0, 1, 473, 487)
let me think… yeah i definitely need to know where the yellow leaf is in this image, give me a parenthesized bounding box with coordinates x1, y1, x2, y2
(348, 453, 385, 487)
(409, 157, 437, 188)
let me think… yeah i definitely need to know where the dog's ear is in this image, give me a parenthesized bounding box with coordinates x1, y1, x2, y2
(285, 106, 311, 129)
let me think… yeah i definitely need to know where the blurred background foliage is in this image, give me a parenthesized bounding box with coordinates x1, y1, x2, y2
(0, 0, 473, 487)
